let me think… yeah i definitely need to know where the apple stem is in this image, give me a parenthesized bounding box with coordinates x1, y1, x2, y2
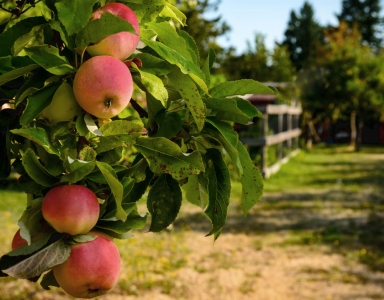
(80, 47, 87, 66)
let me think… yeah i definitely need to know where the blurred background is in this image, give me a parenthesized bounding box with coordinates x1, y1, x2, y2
(1, 0, 384, 299)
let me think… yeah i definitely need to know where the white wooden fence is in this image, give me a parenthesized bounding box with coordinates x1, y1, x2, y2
(240, 104, 302, 178)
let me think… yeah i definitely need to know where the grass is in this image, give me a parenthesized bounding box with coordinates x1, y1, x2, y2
(264, 144, 384, 192)
(0, 143, 384, 298)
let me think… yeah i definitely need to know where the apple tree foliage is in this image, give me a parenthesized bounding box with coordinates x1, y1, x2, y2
(0, 0, 276, 289)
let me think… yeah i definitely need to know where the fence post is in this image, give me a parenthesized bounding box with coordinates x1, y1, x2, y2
(260, 111, 268, 177)
(287, 113, 292, 151)
(278, 113, 283, 160)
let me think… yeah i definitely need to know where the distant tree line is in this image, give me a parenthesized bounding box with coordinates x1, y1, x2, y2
(179, 0, 384, 151)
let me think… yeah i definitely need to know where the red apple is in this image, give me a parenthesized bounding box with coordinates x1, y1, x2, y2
(53, 232, 121, 298)
(73, 56, 133, 119)
(42, 185, 100, 236)
(87, 3, 140, 60)
(11, 229, 44, 250)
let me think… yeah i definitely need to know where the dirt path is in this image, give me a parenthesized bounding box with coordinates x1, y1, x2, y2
(2, 190, 384, 300)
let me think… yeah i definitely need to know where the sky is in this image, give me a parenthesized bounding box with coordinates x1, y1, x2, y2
(204, 0, 384, 53)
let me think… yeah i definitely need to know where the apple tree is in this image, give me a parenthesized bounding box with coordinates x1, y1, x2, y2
(0, 0, 276, 297)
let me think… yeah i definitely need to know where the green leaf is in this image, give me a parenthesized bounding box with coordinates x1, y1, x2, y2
(146, 93, 165, 128)
(40, 270, 60, 290)
(97, 120, 143, 153)
(125, 1, 166, 23)
(2, 239, 70, 279)
(206, 118, 238, 150)
(147, 174, 182, 232)
(167, 68, 206, 132)
(237, 142, 263, 215)
(78, 145, 97, 161)
(96, 161, 125, 221)
(72, 234, 97, 243)
(0, 56, 13, 74)
(14, 69, 51, 106)
(11, 128, 60, 156)
(97, 210, 147, 233)
(17, 174, 44, 195)
(178, 30, 200, 66)
(21, 149, 58, 187)
(153, 110, 183, 139)
(55, 0, 98, 36)
(97, 147, 123, 165)
(0, 17, 46, 57)
(135, 136, 204, 180)
(84, 114, 103, 136)
(101, 177, 136, 220)
(132, 67, 168, 107)
(143, 39, 208, 94)
(200, 149, 231, 240)
(161, 2, 187, 26)
(49, 20, 74, 51)
(44, 154, 65, 177)
(20, 82, 61, 126)
(86, 165, 126, 184)
(125, 167, 154, 202)
(61, 156, 96, 183)
(18, 197, 43, 245)
(235, 97, 264, 119)
(6, 234, 51, 257)
(204, 97, 263, 124)
(75, 12, 136, 48)
(75, 114, 89, 136)
(0, 234, 51, 278)
(147, 22, 191, 61)
(0, 55, 34, 75)
(209, 79, 277, 98)
(24, 45, 76, 75)
(131, 53, 171, 76)
(0, 64, 40, 86)
(12, 24, 48, 55)
(119, 158, 148, 182)
(140, 28, 157, 40)
(182, 175, 208, 209)
(203, 119, 242, 176)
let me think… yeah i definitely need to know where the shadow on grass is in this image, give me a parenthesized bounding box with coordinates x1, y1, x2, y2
(175, 189, 384, 273)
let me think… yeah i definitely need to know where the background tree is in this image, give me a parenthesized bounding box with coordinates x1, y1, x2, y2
(177, 0, 230, 65)
(222, 33, 295, 83)
(300, 22, 384, 150)
(336, 0, 383, 48)
(282, 1, 322, 70)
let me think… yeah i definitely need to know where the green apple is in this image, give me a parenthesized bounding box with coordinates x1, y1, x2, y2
(40, 82, 82, 124)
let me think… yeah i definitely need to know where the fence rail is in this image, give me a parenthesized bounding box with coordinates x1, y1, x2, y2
(240, 104, 302, 178)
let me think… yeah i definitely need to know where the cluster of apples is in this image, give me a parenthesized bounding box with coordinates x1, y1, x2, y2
(41, 2, 140, 123)
(11, 185, 120, 297)
(12, 185, 121, 298)
(12, 2, 141, 298)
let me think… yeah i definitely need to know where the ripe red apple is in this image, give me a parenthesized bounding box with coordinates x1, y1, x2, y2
(42, 185, 100, 236)
(11, 229, 44, 250)
(53, 232, 121, 298)
(40, 82, 82, 124)
(87, 3, 140, 60)
(73, 56, 133, 119)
